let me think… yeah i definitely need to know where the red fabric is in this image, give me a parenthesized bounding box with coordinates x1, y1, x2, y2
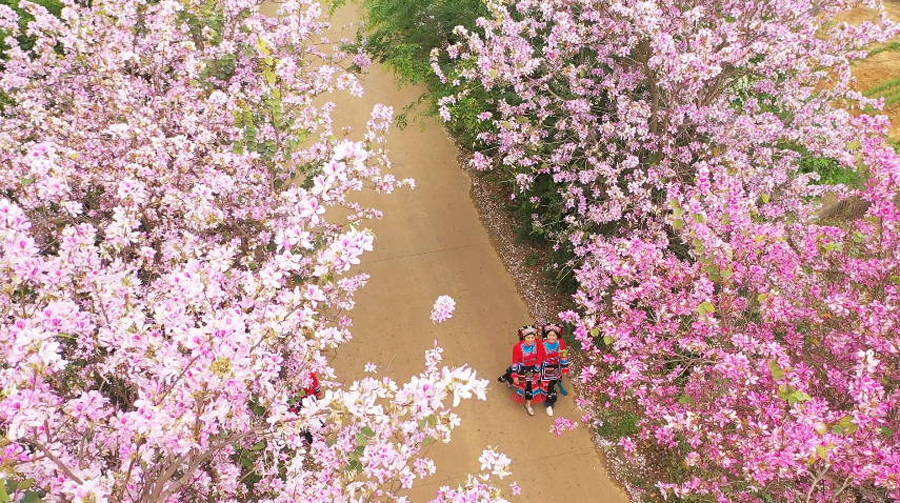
(510, 340, 547, 403)
(303, 372, 322, 399)
(541, 338, 570, 381)
(289, 372, 322, 414)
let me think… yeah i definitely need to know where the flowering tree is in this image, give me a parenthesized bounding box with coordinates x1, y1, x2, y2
(444, 0, 899, 501)
(0, 1, 507, 501)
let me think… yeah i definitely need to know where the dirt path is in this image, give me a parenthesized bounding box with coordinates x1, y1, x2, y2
(277, 3, 628, 501)
(844, 0, 900, 139)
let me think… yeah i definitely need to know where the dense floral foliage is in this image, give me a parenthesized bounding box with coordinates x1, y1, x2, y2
(443, 0, 900, 501)
(0, 1, 507, 501)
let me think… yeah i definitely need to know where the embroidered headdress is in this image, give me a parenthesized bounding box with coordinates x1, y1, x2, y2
(517, 325, 538, 340)
(542, 323, 564, 338)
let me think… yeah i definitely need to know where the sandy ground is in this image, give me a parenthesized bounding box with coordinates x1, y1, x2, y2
(261, 2, 628, 501)
(844, 0, 900, 139)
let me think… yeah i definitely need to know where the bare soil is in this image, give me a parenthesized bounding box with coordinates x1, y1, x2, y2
(842, 0, 900, 139)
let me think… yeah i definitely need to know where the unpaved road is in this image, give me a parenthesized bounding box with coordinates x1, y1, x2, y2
(264, 2, 628, 501)
(844, 0, 900, 140)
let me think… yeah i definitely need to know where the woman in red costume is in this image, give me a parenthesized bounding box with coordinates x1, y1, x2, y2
(510, 325, 546, 416)
(289, 372, 323, 444)
(540, 323, 570, 416)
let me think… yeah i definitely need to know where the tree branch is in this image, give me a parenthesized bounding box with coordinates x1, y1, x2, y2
(27, 439, 83, 485)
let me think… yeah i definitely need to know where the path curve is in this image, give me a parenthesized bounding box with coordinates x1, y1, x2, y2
(313, 4, 629, 502)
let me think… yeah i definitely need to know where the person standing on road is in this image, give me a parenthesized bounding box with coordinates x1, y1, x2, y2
(540, 323, 570, 417)
(510, 325, 546, 416)
(497, 325, 527, 387)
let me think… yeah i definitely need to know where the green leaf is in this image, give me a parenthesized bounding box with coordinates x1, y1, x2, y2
(831, 415, 858, 435)
(347, 458, 363, 473)
(760, 193, 771, 204)
(677, 394, 693, 404)
(672, 218, 684, 230)
(256, 38, 272, 56)
(696, 301, 716, 315)
(356, 426, 376, 444)
(823, 242, 843, 253)
(239, 452, 256, 469)
(791, 390, 811, 403)
(721, 265, 733, 280)
(777, 385, 811, 404)
(589, 328, 600, 338)
(602, 335, 614, 346)
(692, 213, 706, 223)
(0, 480, 10, 503)
(768, 360, 785, 381)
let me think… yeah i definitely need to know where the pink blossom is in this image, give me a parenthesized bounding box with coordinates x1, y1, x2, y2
(549, 417, 578, 437)
(478, 448, 512, 478)
(0, 1, 501, 501)
(430, 295, 457, 323)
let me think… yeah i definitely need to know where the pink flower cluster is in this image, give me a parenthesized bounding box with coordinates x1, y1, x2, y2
(550, 417, 578, 437)
(445, 0, 900, 501)
(433, 448, 514, 503)
(0, 1, 497, 501)
(431, 295, 457, 323)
